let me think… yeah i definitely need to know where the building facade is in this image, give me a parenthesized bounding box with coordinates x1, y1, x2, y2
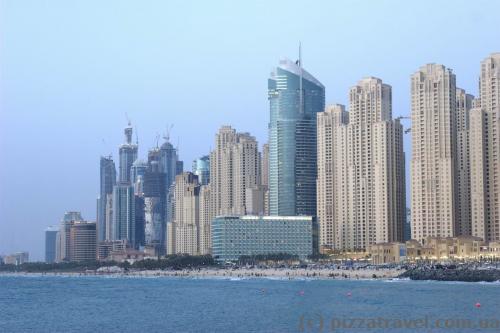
(167, 172, 200, 255)
(3, 252, 29, 265)
(199, 185, 212, 255)
(112, 182, 136, 246)
(210, 126, 261, 216)
(69, 222, 97, 262)
(58, 211, 84, 262)
(192, 155, 210, 185)
(455, 88, 474, 236)
(317, 78, 406, 252)
(470, 53, 500, 242)
(97, 156, 116, 242)
(211, 216, 313, 261)
(45, 226, 58, 263)
(118, 125, 138, 183)
(261, 143, 270, 215)
(143, 151, 167, 254)
(268, 58, 325, 216)
(411, 64, 457, 244)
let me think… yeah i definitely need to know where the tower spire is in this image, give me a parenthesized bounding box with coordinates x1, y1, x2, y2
(299, 41, 303, 114)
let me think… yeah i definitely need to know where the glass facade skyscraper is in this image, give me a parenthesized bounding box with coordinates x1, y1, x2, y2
(192, 155, 210, 185)
(45, 226, 58, 263)
(160, 140, 179, 190)
(97, 156, 116, 242)
(143, 148, 167, 254)
(130, 159, 147, 195)
(112, 182, 136, 246)
(119, 125, 138, 183)
(268, 58, 325, 216)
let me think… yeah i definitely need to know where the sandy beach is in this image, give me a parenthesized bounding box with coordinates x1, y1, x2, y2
(124, 267, 404, 280)
(1, 267, 405, 280)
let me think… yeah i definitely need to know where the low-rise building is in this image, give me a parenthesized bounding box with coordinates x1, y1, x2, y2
(484, 242, 500, 258)
(3, 252, 29, 265)
(97, 240, 127, 260)
(211, 216, 313, 261)
(369, 236, 498, 264)
(369, 243, 406, 265)
(107, 249, 147, 263)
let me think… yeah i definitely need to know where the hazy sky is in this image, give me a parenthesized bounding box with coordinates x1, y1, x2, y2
(1, 0, 499, 260)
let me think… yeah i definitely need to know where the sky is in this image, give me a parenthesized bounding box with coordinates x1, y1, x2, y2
(1, 0, 499, 260)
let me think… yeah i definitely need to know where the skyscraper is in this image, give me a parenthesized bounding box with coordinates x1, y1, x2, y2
(143, 149, 167, 254)
(192, 155, 210, 185)
(112, 182, 136, 246)
(210, 126, 261, 216)
(470, 53, 500, 242)
(317, 104, 349, 252)
(455, 88, 474, 236)
(317, 78, 405, 252)
(119, 124, 138, 183)
(268, 57, 325, 216)
(69, 221, 97, 262)
(45, 226, 58, 263)
(411, 64, 457, 244)
(261, 143, 270, 215)
(58, 211, 84, 262)
(159, 138, 179, 189)
(130, 159, 147, 195)
(167, 172, 200, 255)
(261, 143, 269, 188)
(97, 156, 116, 242)
(198, 184, 211, 255)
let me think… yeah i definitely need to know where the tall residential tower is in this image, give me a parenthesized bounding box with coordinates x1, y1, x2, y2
(410, 64, 457, 244)
(317, 78, 405, 252)
(470, 53, 500, 242)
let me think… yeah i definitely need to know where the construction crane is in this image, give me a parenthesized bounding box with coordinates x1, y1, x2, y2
(125, 112, 131, 126)
(395, 116, 412, 134)
(155, 133, 160, 148)
(163, 124, 174, 142)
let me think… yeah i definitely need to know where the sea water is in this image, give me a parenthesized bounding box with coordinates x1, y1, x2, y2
(0, 275, 499, 332)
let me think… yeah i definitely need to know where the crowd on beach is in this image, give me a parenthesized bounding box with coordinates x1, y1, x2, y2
(89, 264, 405, 280)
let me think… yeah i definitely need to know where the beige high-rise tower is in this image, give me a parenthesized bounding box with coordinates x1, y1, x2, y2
(455, 88, 474, 236)
(261, 143, 270, 215)
(198, 184, 212, 254)
(411, 64, 457, 244)
(470, 53, 500, 242)
(210, 126, 261, 217)
(317, 77, 405, 253)
(167, 172, 200, 255)
(317, 104, 349, 252)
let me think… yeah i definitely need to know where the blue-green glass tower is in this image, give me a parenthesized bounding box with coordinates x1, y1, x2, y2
(268, 56, 325, 216)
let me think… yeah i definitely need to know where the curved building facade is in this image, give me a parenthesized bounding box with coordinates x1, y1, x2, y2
(268, 58, 325, 216)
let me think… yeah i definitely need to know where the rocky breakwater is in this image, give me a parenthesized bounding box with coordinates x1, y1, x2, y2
(399, 265, 500, 282)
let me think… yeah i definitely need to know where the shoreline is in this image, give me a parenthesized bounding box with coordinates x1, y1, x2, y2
(3, 267, 499, 283)
(0, 267, 404, 280)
